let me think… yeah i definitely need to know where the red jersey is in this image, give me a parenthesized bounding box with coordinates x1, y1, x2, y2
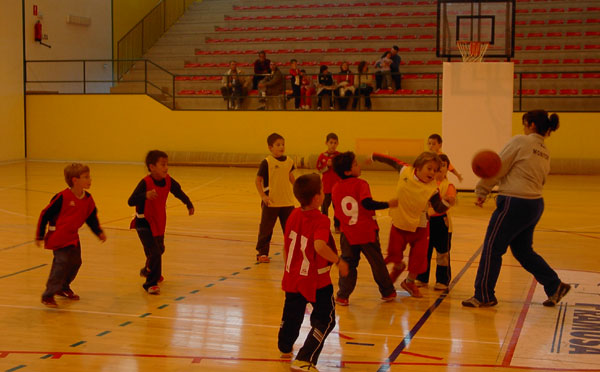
(282, 208, 336, 302)
(36, 188, 100, 250)
(142, 175, 171, 237)
(316, 151, 341, 193)
(332, 177, 378, 245)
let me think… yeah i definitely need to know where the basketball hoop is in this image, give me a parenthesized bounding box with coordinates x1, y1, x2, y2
(457, 41, 489, 62)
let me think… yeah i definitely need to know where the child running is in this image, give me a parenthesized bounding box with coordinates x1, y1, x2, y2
(37, 163, 106, 307)
(278, 173, 349, 371)
(372, 152, 450, 298)
(128, 150, 194, 295)
(332, 152, 398, 306)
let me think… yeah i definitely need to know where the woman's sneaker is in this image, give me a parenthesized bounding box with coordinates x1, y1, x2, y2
(147, 286, 160, 295)
(41, 296, 57, 307)
(257, 255, 270, 263)
(543, 282, 571, 307)
(461, 296, 498, 307)
(291, 359, 320, 371)
(56, 290, 80, 300)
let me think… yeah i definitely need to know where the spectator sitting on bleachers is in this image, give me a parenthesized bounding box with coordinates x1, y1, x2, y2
(353, 61, 374, 110)
(334, 62, 355, 111)
(253, 51, 271, 90)
(317, 65, 335, 110)
(258, 61, 284, 110)
(375, 51, 393, 91)
(289, 59, 302, 110)
(300, 69, 315, 110)
(390, 45, 402, 90)
(220, 60, 248, 110)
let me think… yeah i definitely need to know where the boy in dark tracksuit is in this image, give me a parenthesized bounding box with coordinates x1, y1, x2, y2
(37, 163, 106, 307)
(128, 150, 194, 295)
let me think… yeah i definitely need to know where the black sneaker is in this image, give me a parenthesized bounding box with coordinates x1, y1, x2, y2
(462, 296, 498, 308)
(543, 282, 571, 307)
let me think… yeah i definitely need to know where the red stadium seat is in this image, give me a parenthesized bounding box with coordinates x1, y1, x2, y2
(584, 45, 600, 50)
(367, 35, 383, 40)
(426, 60, 443, 65)
(564, 45, 581, 50)
(416, 89, 434, 95)
(523, 59, 540, 64)
(517, 89, 535, 95)
(544, 45, 561, 50)
(548, 19, 564, 24)
(525, 45, 542, 50)
(563, 58, 580, 64)
(361, 48, 377, 53)
(586, 19, 600, 23)
(583, 73, 600, 78)
(540, 73, 558, 79)
(561, 73, 580, 79)
(559, 89, 578, 95)
(178, 90, 195, 95)
(395, 89, 413, 95)
(586, 31, 600, 36)
(385, 35, 399, 40)
(546, 32, 562, 37)
(521, 73, 538, 79)
(538, 89, 557, 95)
(334, 36, 349, 40)
(582, 89, 600, 95)
(542, 59, 560, 64)
(567, 19, 582, 24)
(566, 32, 582, 37)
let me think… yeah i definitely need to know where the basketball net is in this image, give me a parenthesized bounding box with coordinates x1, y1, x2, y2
(457, 41, 489, 62)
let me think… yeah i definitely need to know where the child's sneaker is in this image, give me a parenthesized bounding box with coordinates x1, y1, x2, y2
(434, 283, 448, 291)
(461, 296, 498, 308)
(335, 297, 349, 306)
(543, 282, 571, 307)
(414, 280, 428, 287)
(41, 296, 57, 307)
(381, 291, 397, 302)
(257, 255, 270, 263)
(56, 290, 80, 300)
(401, 279, 423, 298)
(140, 268, 164, 283)
(291, 359, 320, 371)
(147, 286, 160, 295)
(389, 261, 407, 284)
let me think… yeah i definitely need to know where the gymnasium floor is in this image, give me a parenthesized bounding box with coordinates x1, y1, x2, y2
(0, 161, 599, 372)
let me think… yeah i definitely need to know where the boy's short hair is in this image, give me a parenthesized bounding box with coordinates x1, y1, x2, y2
(293, 173, 322, 207)
(332, 151, 355, 178)
(290, 58, 297, 63)
(267, 133, 284, 147)
(413, 151, 441, 170)
(64, 163, 90, 187)
(428, 133, 443, 144)
(326, 132, 338, 142)
(438, 153, 450, 166)
(145, 150, 168, 171)
(319, 65, 328, 73)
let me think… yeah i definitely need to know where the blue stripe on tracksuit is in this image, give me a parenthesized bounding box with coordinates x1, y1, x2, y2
(474, 195, 561, 303)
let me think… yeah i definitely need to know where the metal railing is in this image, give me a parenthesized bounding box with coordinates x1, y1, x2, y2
(116, 0, 195, 80)
(25, 60, 600, 112)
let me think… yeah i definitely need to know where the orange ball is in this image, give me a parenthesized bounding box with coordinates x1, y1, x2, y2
(471, 150, 502, 178)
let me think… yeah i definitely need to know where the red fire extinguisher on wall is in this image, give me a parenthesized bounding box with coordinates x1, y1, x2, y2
(34, 20, 51, 48)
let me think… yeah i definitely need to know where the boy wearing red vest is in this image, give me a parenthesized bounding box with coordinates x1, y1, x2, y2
(331, 152, 398, 306)
(316, 132, 341, 233)
(37, 163, 106, 307)
(278, 173, 349, 371)
(128, 150, 194, 295)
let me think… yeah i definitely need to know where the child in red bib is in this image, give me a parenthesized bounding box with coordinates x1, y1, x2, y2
(316, 132, 341, 232)
(331, 152, 398, 306)
(128, 150, 194, 294)
(278, 173, 348, 371)
(37, 163, 106, 307)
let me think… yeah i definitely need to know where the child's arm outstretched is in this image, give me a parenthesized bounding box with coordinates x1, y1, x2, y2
(362, 197, 399, 210)
(170, 178, 195, 215)
(371, 152, 410, 173)
(314, 239, 349, 277)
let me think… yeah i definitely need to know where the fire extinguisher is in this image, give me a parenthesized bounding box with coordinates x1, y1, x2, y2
(34, 20, 51, 48)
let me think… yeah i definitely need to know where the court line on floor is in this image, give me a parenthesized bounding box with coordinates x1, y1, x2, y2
(0, 264, 47, 280)
(501, 279, 540, 367)
(2, 350, 600, 371)
(0, 241, 35, 252)
(376, 244, 484, 372)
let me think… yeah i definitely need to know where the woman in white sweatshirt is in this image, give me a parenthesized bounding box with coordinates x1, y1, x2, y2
(462, 110, 570, 308)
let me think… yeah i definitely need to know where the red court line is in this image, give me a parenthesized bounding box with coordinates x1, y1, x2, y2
(337, 332, 354, 340)
(502, 278, 538, 367)
(2, 351, 600, 371)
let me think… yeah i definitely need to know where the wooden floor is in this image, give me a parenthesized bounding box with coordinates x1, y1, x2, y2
(1, 161, 599, 372)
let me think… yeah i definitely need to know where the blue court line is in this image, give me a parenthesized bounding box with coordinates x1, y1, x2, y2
(70, 341, 86, 347)
(175, 296, 185, 301)
(6, 365, 26, 372)
(346, 342, 375, 346)
(96, 331, 111, 337)
(139, 313, 151, 318)
(377, 244, 484, 372)
(0, 240, 34, 252)
(0, 264, 47, 280)
(274, 252, 280, 255)
(557, 303, 568, 353)
(189, 290, 200, 294)
(232, 272, 240, 276)
(119, 321, 132, 327)
(218, 277, 226, 281)
(158, 304, 169, 309)
(551, 303, 563, 352)
(244, 266, 251, 270)
(205, 283, 214, 287)
(40, 354, 53, 359)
